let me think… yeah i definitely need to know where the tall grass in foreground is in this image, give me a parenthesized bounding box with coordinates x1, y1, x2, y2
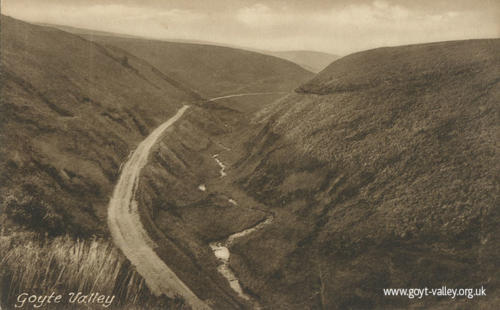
(0, 232, 189, 309)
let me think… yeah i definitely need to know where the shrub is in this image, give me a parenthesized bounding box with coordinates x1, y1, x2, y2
(3, 194, 63, 235)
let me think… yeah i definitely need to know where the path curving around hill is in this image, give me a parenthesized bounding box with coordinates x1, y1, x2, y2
(108, 92, 286, 309)
(107, 105, 211, 309)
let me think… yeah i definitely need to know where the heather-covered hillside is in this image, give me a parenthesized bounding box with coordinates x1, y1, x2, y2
(0, 16, 313, 308)
(2, 12, 498, 309)
(0, 16, 198, 236)
(230, 39, 500, 309)
(73, 34, 314, 97)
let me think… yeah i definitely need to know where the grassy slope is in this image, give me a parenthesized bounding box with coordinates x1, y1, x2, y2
(0, 232, 187, 309)
(230, 39, 500, 309)
(72, 34, 314, 97)
(0, 15, 198, 236)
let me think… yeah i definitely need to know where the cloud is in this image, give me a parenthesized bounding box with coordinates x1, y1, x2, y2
(2, 0, 498, 55)
(232, 1, 498, 53)
(236, 1, 451, 28)
(2, 2, 205, 32)
(236, 3, 283, 27)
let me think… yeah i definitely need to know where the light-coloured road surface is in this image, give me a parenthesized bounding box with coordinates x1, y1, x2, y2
(209, 92, 287, 102)
(107, 105, 210, 309)
(108, 93, 286, 309)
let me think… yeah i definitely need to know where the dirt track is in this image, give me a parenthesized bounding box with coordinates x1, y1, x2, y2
(107, 105, 210, 310)
(107, 93, 286, 309)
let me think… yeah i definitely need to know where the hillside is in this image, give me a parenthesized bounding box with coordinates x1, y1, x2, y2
(69, 33, 314, 97)
(35, 22, 145, 40)
(37, 23, 316, 96)
(40, 23, 335, 74)
(0, 15, 313, 309)
(3, 13, 498, 310)
(265, 50, 339, 73)
(0, 15, 200, 236)
(226, 39, 500, 309)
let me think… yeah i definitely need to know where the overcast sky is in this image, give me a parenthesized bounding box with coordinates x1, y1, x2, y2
(2, 0, 499, 55)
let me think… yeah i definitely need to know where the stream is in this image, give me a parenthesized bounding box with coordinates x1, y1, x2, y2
(210, 216, 273, 304)
(208, 154, 273, 307)
(212, 154, 227, 177)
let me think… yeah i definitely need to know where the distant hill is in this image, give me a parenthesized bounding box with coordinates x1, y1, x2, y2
(86, 38, 313, 97)
(232, 39, 500, 309)
(35, 22, 144, 40)
(41, 23, 313, 97)
(264, 50, 339, 73)
(38, 22, 330, 77)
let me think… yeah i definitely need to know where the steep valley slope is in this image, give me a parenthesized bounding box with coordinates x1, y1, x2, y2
(0, 15, 199, 236)
(220, 39, 499, 309)
(135, 102, 268, 308)
(128, 91, 296, 308)
(3, 14, 499, 310)
(0, 15, 311, 238)
(61, 31, 314, 98)
(1, 15, 314, 309)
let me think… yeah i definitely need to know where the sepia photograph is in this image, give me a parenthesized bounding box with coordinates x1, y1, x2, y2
(0, 0, 499, 309)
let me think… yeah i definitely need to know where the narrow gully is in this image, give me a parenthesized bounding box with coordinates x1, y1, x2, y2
(210, 213, 274, 308)
(208, 154, 273, 308)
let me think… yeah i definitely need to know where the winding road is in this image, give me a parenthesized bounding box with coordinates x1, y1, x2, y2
(108, 93, 283, 309)
(209, 91, 287, 102)
(107, 105, 211, 309)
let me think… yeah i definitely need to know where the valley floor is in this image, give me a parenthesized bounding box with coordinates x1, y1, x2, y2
(109, 92, 286, 309)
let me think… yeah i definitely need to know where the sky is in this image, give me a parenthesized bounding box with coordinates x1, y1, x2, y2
(2, 0, 499, 55)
